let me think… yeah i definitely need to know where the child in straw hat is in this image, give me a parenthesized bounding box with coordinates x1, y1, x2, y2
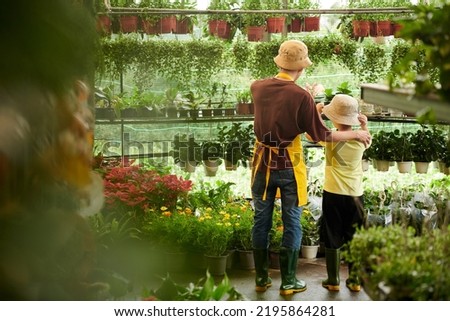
(317, 94, 370, 293)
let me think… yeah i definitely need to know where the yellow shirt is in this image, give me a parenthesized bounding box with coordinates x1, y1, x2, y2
(322, 140, 366, 197)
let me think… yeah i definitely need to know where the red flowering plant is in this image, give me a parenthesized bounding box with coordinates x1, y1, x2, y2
(103, 166, 193, 217)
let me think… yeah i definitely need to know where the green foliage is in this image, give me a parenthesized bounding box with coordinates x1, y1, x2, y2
(142, 271, 244, 300)
(356, 41, 389, 83)
(188, 180, 235, 211)
(301, 207, 320, 246)
(393, 1, 450, 101)
(217, 123, 255, 165)
(232, 39, 252, 71)
(235, 88, 252, 103)
(171, 133, 202, 165)
(342, 225, 450, 300)
(240, 0, 266, 26)
(366, 130, 396, 161)
(410, 126, 443, 162)
(249, 40, 282, 79)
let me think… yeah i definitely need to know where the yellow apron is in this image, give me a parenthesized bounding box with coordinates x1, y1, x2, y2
(251, 135, 307, 207)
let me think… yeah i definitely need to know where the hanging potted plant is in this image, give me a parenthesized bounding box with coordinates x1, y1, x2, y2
(172, 0, 197, 34)
(240, 0, 266, 42)
(411, 127, 440, 174)
(263, 0, 286, 33)
(365, 130, 395, 172)
(303, 0, 320, 32)
(207, 0, 237, 40)
(115, 0, 140, 33)
(348, 0, 370, 38)
(95, 0, 112, 36)
(391, 130, 414, 174)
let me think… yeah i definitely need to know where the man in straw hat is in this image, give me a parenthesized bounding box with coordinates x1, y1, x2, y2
(319, 94, 370, 293)
(249, 40, 371, 296)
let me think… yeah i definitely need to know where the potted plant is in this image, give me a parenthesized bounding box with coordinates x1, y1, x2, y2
(366, 130, 396, 172)
(207, 0, 238, 40)
(95, 0, 112, 36)
(303, 0, 321, 32)
(170, 133, 202, 172)
(263, 0, 286, 33)
(411, 127, 440, 173)
(201, 140, 223, 177)
(348, 0, 371, 38)
(390, 130, 414, 173)
(182, 90, 206, 119)
(114, 0, 139, 33)
(240, 0, 266, 41)
(342, 224, 450, 300)
(217, 123, 255, 170)
(172, 0, 197, 34)
(300, 207, 320, 258)
(235, 89, 254, 115)
(193, 206, 235, 275)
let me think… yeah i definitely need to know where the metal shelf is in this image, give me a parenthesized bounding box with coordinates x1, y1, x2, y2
(360, 84, 450, 124)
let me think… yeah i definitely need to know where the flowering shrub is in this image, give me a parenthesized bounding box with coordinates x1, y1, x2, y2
(145, 206, 196, 252)
(194, 207, 235, 256)
(103, 166, 193, 213)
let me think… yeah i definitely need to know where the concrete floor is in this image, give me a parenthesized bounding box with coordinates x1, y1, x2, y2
(152, 254, 372, 301)
(224, 256, 371, 301)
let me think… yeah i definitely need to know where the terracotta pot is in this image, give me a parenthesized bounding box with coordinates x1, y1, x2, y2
(208, 20, 232, 40)
(246, 25, 265, 42)
(352, 20, 370, 37)
(141, 19, 160, 35)
(119, 15, 139, 33)
(160, 16, 177, 34)
(391, 22, 404, 37)
(304, 16, 320, 32)
(96, 15, 111, 35)
(266, 17, 285, 33)
(235, 103, 253, 115)
(370, 20, 392, 37)
(174, 17, 192, 34)
(288, 18, 303, 33)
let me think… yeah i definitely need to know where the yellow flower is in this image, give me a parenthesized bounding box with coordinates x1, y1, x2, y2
(184, 208, 192, 215)
(160, 206, 168, 211)
(162, 211, 171, 217)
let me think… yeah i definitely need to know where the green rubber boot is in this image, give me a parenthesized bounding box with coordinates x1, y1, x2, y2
(322, 248, 340, 291)
(346, 263, 361, 292)
(279, 247, 307, 296)
(253, 249, 272, 292)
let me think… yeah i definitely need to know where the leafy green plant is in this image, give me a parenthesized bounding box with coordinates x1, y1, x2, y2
(301, 207, 320, 246)
(342, 224, 450, 300)
(410, 126, 442, 162)
(390, 1, 450, 101)
(171, 133, 202, 166)
(217, 123, 255, 166)
(240, 0, 266, 27)
(366, 130, 396, 161)
(142, 271, 244, 300)
(235, 89, 252, 103)
(188, 180, 234, 211)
